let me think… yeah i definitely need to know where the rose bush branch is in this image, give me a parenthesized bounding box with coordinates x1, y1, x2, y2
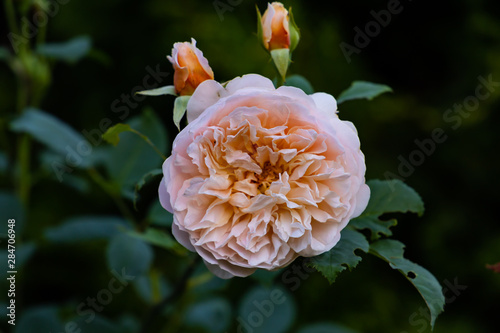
(4, 1, 93, 207)
(140, 255, 201, 333)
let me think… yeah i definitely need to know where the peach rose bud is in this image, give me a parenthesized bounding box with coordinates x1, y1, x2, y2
(167, 38, 214, 96)
(259, 2, 299, 52)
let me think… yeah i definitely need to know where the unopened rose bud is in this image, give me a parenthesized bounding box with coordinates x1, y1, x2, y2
(259, 2, 299, 52)
(167, 38, 214, 96)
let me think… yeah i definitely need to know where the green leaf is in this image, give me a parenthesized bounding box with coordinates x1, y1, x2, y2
(147, 201, 173, 227)
(173, 95, 191, 131)
(0, 243, 36, 274)
(370, 239, 444, 328)
(238, 286, 296, 333)
(189, 263, 231, 295)
(116, 315, 141, 333)
(133, 168, 163, 209)
(133, 273, 171, 305)
(10, 108, 100, 171)
(350, 180, 423, 246)
(45, 216, 131, 242)
(102, 123, 166, 160)
(256, 5, 265, 50)
(14, 306, 63, 333)
(59, 173, 91, 193)
(363, 179, 424, 217)
(349, 215, 398, 241)
(10, 108, 95, 168)
(309, 229, 369, 284)
(136, 85, 176, 96)
(184, 298, 232, 333)
(127, 228, 186, 255)
(0, 46, 10, 60)
(0, 151, 7, 174)
(337, 81, 392, 104)
(102, 123, 133, 146)
(0, 191, 25, 237)
(270, 48, 290, 81)
(288, 7, 300, 52)
(17, 242, 36, 268)
(107, 233, 154, 277)
(285, 74, 314, 94)
(73, 314, 122, 333)
(251, 268, 283, 287)
(104, 108, 167, 189)
(36, 35, 92, 63)
(297, 323, 360, 333)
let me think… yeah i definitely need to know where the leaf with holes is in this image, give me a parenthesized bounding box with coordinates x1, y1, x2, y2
(309, 229, 369, 284)
(369, 239, 444, 329)
(351, 179, 424, 241)
(349, 215, 398, 241)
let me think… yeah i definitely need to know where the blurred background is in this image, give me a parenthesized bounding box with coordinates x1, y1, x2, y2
(0, 0, 499, 332)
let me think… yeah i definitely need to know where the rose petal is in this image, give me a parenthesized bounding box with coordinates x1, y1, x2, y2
(158, 178, 173, 213)
(187, 80, 226, 123)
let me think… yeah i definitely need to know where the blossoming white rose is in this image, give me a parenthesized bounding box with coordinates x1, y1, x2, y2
(159, 74, 370, 278)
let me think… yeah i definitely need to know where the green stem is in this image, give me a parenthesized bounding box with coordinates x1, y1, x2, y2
(87, 168, 137, 224)
(16, 75, 29, 113)
(130, 129, 166, 160)
(141, 256, 201, 333)
(5, 0, 20, 36)
(276, 74, 285, 88)
(34, 3, 47, 46)
(14, 60, 32, 206)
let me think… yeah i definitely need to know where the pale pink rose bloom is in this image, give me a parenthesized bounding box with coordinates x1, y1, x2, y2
(159, 74, 370, 278)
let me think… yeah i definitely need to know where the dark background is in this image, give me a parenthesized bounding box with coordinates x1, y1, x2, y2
(0, 0, 499, 332)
